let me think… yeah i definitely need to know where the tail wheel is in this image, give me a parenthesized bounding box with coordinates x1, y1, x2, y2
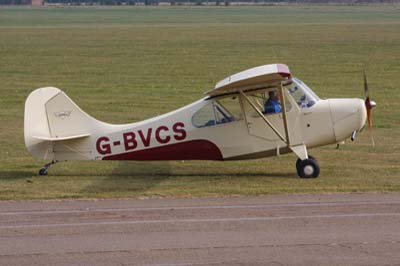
(296, 156, 320, 178)
(38, 167, 48, 176)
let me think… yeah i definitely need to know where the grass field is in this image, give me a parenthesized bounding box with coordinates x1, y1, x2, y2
(0, 5, 399, 200)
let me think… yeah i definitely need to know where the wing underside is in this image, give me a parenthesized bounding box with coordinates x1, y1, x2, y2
(206, 64, 292, 97)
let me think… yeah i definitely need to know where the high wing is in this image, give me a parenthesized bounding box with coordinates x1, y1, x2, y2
(206, 64, 291, 97)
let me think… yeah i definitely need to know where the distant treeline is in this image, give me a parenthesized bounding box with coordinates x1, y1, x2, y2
(1, 0, 30, 4)
(1, 0, 398, 5)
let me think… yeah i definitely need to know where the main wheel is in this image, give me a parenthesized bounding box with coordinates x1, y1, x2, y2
(296, 156, 316, 176)
(38, 167, 48, 176)
(296, 157, 320, 178)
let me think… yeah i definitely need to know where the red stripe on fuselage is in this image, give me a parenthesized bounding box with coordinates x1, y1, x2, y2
(102, 140, 223, 161)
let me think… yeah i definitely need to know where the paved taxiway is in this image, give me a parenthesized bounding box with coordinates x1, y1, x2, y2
(0, 193, 400, 266)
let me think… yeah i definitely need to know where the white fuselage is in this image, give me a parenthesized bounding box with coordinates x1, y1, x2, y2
(49, 96, 366, 162)
(24, 82, 367, 162)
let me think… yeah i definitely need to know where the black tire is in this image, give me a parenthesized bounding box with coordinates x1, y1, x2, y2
(296, 158, 301, 176)
(296, 157, 320, 178)
(38, 168, 48, 176)
(296, 155, 315, 176)
(296, 158, 301, 170)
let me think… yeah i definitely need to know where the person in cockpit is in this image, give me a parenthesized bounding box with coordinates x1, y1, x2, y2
(264, 90, 282, 114)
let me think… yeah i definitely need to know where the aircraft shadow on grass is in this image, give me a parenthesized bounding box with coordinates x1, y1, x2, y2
(79, 161, 296, 194)
(0, 170, 35, 179)
(109, 161, 295, 177)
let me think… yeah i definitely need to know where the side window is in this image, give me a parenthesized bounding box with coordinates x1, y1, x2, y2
(192, 100, 237, 128)
(192, 102, 217, 128)
(217, 96, 242, 120)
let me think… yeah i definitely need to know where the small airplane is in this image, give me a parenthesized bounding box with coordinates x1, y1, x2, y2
(24, 64, 376, 178)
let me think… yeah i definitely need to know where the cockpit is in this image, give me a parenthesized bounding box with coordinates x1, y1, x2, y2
(192, 78, 320, 128)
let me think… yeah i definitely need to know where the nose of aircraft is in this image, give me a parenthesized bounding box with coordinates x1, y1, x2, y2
(329, 98, 367, 142)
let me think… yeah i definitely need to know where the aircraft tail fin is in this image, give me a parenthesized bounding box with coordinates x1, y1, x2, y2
(24, 87, 102, 160)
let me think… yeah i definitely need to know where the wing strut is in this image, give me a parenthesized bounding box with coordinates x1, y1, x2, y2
(278, 83, 291, 146)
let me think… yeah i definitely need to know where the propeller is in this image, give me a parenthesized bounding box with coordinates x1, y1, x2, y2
(363, 70, 376, 147)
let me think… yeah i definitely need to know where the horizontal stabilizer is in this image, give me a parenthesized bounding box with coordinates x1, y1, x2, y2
(33, 133, 90, 142)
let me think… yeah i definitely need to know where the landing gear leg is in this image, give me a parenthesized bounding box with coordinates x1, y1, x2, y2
(296, 156, 320, 178)
(38, 160, 57, 176)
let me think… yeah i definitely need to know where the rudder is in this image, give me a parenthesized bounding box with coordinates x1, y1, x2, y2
(24, 87, 96, 160)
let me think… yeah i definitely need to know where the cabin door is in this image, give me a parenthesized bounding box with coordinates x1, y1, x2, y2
(240, 89, 304, 147)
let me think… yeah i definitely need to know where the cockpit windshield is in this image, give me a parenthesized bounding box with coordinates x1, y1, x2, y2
(286, 78, 320, 108)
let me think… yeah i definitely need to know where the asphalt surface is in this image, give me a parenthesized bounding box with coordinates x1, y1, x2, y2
(0, 193, 400, 266)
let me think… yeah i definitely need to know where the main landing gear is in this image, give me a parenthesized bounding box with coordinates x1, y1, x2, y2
(38, 160, 57, 176)
(296, 155, 320, 178)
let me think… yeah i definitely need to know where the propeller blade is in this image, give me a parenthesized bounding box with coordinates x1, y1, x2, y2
(363, 70, 369, 100)
(363, 71, 375, 147)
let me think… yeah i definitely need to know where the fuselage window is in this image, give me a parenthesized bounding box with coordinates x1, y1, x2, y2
(192, 100, 236, 128)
